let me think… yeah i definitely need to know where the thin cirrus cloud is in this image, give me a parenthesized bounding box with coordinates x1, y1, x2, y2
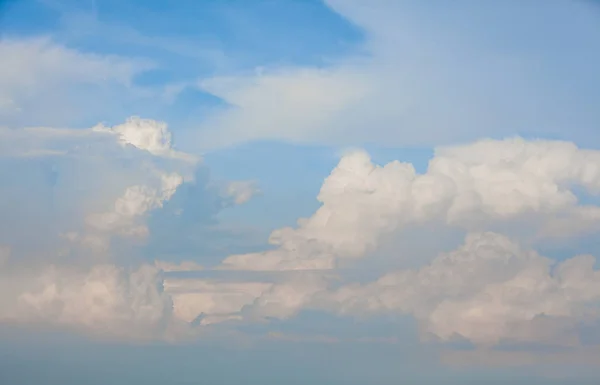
(0, 36, 161, 128)
(189, 0, 600, 150)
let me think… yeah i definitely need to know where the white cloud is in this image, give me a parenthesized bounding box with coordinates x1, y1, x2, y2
(0, 125, 94, 157)
(84, 171, 184, 240)
(92, 117, 198, 162)
(190, 0, 600, 149)
(220, 138, 600, 271)
(151, 137, 600, 347)
(2, 2, 599, 364)
(2, 131, 600, 350)
(0, 36, 145, 89)
(324, 232, 600, 347)
(0, 263, 176, 339)
(0, 117, 197, 253)
(0, 116, 199, 164)
(0, 114, 262, 339)
(0, 37, 155, 127)
(194, 66, 373, 148)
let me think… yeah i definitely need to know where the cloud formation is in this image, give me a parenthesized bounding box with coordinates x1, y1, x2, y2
(1, 263, 175, 339)
(0, 115, 255, 339)
(2, 121, 600, 353)
(0, 37, 155, 128)
(191, 0, 600, 149)
(2, 2, 600, 378)
(221, 138, 600, 271)
(92, 117, 197, 162)
(325, 232, 600, 347)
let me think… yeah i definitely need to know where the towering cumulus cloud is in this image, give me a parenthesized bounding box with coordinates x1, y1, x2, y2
(0, 116, 251, 339)
(2, 132, 600, 351)
(165, 138, 600, 350)
(221, 138, 600, 271)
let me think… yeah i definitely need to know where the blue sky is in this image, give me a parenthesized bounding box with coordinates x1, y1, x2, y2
(2, 0, 600, 384)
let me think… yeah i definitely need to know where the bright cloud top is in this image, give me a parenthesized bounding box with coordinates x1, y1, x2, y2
(93, 117, 197, 162)
(221, 138, 600, 271)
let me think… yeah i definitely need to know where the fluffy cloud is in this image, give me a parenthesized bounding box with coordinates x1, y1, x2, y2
(324, 232, 600, 347)
(0, 115, 259, 339)
(221, 138, 600, 271)
(2, 132, 600, 351)
(92, 117, 197, 162)
(144, 137, 600, 348)
(0, 117, 191, 338)
(84, 171, 184, 241)
(0, 117, 201, 254)
(0, 263, 175, 339)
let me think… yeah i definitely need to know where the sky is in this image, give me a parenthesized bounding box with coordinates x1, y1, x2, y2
(1, 0, 600, 384)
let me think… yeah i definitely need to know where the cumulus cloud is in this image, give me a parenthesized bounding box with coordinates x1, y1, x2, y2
(0, 117, 191, 338)
(2, 132, 600, 352)
(221, 138, 600, 271)
(84, 171, 184, 241)
(0, 263, 175, 339)
(92, 117, 198, 162)
(323, 231, 600, 347)
(138, 137, 600, 349)
(0, 115, 258, 339)
(0, 117, 199, 254)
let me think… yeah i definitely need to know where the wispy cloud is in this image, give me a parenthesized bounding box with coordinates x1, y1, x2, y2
(189, 0, 600, 150)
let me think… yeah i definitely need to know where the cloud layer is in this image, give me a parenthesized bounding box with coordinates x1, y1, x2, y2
(2, 129, 600, 353)
(1, 3, 600, 369)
